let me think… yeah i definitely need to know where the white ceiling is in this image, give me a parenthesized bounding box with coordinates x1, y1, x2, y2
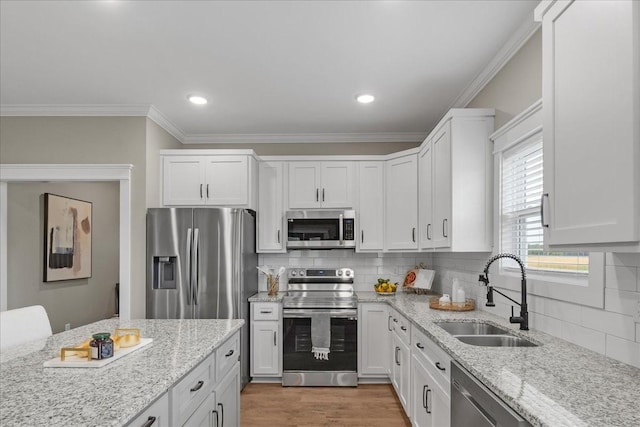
(0, 1, 538, 143)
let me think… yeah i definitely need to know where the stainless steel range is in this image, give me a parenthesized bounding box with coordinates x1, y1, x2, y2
(282, 268, 358, 387)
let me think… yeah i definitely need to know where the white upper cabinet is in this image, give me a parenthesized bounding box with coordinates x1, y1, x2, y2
(257, 161, 286, 253)
(357, 161, 385, 252)
(418, 109, 494, 252)
(161, 150, 257, 208)
(536, 0, 640, 250)
(288, 161, 354, 209)
(385, 151, 419, 251)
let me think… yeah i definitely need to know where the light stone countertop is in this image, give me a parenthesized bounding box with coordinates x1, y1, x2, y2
(248, 292, 285, 302)
(0, 318, 244, 427)
(356, 291, 640, 427)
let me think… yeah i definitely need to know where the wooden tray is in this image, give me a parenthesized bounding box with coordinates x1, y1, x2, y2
(429, 297, 475, 312)
(43, 338, 153, 368)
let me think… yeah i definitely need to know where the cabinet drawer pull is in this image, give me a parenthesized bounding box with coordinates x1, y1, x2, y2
(141, 416, 157, 427)
(393, 318, 398, 323)
(190, 380, 204, 392)
(435, 361, 446, 372)
(400, 326, 407, 331)
(416, 342, 424, 350)
(260, 309, 273, 314)
(426, 388, 432, 414)
(225, 349, 234, 357)
(442, 219, 448, 238)
(540, 193, 549, 228)
(422, 385, 428, 409)
(394, 347, 400, 365)
(426, 224, 431, 240)
(277, 229, 281, 243)
(387, 315, 392, 331)
(273, 330, 277, 346)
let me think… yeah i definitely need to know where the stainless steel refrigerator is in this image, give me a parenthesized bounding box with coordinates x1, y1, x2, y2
(146, 208, 257, 389)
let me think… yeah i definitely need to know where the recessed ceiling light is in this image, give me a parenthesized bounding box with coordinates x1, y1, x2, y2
(356, 94, 375, 104)
(188, 95, 208, 105)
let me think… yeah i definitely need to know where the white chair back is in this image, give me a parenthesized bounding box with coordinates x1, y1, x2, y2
(0, 305, 53, 351)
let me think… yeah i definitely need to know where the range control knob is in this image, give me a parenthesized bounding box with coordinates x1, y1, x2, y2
(299, 270, 305, 277)
(290, 271, 297, 277)
(337, 270, 343, 276)
(345, 270, 351, 277)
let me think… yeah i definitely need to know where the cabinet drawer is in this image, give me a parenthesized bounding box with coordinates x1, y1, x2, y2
(390, 309, 411, 346)
(252, 302, 279, 321)
(126, 392, 169, 427)
(412, 327, 451, 392)
(216, 332, 240, 381)
(170, 353, 214, 427)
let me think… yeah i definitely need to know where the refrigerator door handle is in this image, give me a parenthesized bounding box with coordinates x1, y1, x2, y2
(186, 227, 193, 305)
(192, 228, 200, 305)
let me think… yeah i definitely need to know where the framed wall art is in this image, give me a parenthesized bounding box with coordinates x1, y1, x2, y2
(43, 193, 92, 282)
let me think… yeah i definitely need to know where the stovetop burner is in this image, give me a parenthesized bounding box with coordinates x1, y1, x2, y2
(282, 268, 357, 309)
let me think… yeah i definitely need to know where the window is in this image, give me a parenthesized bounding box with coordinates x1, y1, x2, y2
(500, 131, 588, 277)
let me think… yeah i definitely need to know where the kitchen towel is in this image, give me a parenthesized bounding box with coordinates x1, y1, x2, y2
(310, 312, 331, 361)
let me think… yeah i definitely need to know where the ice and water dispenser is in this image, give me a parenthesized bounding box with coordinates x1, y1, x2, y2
(152, 256, 177, 289)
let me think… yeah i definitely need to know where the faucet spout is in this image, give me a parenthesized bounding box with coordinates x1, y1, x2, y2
(478, 253, 529, 330)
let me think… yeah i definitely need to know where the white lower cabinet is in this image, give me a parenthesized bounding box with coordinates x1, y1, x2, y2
(213, 364, 241, 427)
(392, 332, 411, 415)
(358, 303, 390, 377)
(126, 392, 170, 427)
(171, 353, 215, 426)
(411, 328, 451, 427)
(183, 392, 216, 427)
(250, 302, 281, 377)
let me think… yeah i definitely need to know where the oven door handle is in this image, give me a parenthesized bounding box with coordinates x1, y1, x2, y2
(283, 309, 357, 319)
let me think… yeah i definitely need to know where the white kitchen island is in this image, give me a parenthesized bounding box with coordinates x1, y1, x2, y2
(0, 318, 243, 426)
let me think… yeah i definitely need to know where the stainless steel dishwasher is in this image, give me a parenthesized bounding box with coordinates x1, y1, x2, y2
(451, 361, 531, 427)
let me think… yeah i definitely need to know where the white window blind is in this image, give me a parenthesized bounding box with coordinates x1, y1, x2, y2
(501, 137, 588, 275)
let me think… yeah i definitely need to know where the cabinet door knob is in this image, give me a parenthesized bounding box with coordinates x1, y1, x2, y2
(426, 388, 432, 414)
(141, 416, 157, 427)
(225, 349, 234, 357)
(206, 184, 210, 199)
(435, 361, 446, 372)
(400, 326, 407, 331)
(218, 403, 224, 427)
(200, 184, 203, 199)
(422, 385, 428, 409)
(277, 230, 281, 244)
(412, 227, 416, 242)
(416, 342, 424, 350)
(442, 219, 448, 238)
(273, 330, 277, 346)
(316, 188, 319, 202)
(361, 230, 364, 243)
(427, 223, 431, 240)
(322, 188, 325, 202)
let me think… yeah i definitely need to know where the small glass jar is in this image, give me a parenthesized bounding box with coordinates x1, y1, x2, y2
(90, 332, 114, 360)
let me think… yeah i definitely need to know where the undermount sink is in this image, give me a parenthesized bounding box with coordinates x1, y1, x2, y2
(436, 321, 510, 336)
(436, 321, 538, 347)
(456, 335, 538, 347)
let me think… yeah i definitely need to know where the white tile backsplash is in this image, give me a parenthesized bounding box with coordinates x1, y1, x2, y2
(431, 252, 640, 369)
(258, 251, 433, 293)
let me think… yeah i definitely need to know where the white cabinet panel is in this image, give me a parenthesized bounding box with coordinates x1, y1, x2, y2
(203, 156, 249, 206)
(214, 365, 240, 427)
(288, 161, 354, 209)
(432, 123, 452, 249)
(257, 162, 285, 253)
(418, 144, 433, 250)
(358, 303, 389, 376)
(163, 157, 206, 206)
(357, 162, 385, 252)
(385, 153, 418, 251)
(537, 0, 640, 248)
(251, 321, 280, 376)
(411, 353, 450, 427)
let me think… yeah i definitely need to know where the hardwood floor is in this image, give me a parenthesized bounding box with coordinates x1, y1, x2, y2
(241, 383, 411, 426)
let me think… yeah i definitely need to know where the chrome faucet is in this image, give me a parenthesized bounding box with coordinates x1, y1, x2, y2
(478, 253, 529, 330)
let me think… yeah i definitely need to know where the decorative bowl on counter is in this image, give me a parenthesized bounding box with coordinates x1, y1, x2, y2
(374, 279, 397, 295)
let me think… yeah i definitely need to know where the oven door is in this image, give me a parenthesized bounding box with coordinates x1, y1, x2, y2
(282, 308, 358, 386)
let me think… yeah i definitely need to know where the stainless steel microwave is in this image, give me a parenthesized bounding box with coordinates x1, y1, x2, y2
(286, 210, 356, 249)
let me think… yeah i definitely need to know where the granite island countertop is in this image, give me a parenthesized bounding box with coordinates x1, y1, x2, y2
(357, 291, 640, 427)
(0, 318, 244, 427)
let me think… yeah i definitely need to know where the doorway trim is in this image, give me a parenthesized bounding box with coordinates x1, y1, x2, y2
(0, 164, 133, 320)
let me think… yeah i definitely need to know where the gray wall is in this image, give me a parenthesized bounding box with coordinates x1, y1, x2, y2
(146, 118, 182, 208)
(7, 182, 119, 333)
(0, 116, 148, 319)
(467, 29, 541, 129)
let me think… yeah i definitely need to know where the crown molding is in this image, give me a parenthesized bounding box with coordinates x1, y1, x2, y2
(181, 132, 426, 144)
(146, 105, 186, 142)
(450, 14, 541, 109)
(0, 104, 151, 117)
